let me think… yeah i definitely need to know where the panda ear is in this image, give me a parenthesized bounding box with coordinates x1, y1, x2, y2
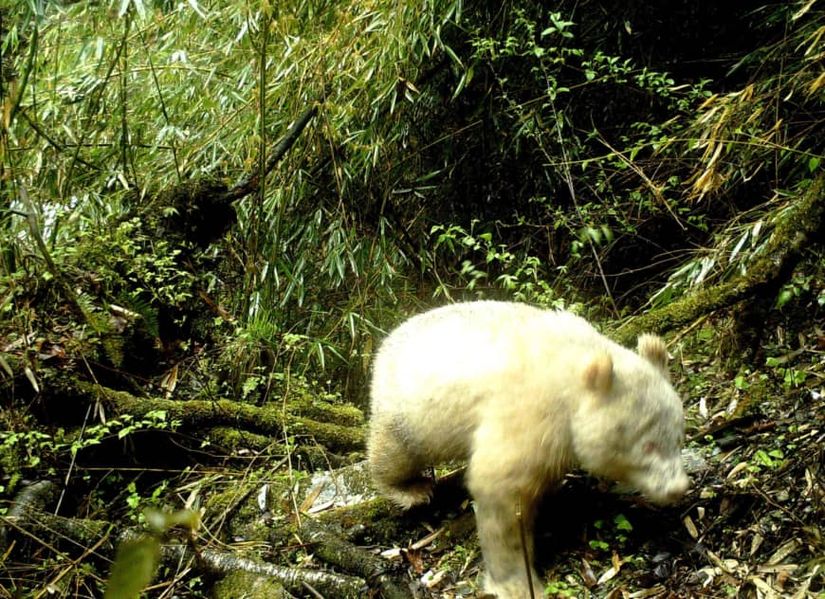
(584, 352, 613, 395)
(637, 334, 669, 375)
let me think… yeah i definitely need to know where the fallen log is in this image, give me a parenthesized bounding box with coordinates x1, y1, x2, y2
(1, 503, 366, 599)
(301, 518, 413, 599)
(37, 373, 365, 454)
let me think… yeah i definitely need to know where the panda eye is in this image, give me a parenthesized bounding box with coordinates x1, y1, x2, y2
(642, 441, 658, 454)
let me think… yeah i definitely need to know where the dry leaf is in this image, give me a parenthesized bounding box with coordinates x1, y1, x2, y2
(405, 548, 426, 574)
(766, 539, 800, 566)
(299, 483, 325, 514)
(727, 461, 750, 479)
(420, 569, 446, 589)
(0, 354, 13, 378)
(683, 515, 699, 539)
(792, 0, 817, 21)
(581, 557, 598, 587)
(24, 366, 40, 393)
(597, 564, 619, 585)
(380, 547, 402, 560)
(748, 575, 777, 598)
(160, 364, 179, 397)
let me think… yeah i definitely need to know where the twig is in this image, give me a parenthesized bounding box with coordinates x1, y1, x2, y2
(516, 501, 535, 599)
(596, 132, 685, 230)
(544, 99, 619, 316)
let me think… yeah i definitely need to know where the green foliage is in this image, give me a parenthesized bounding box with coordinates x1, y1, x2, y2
(751, 448, 785, 470)
(0, 429, 53, 471)
(60, 216, 194, 318)
(775, 272, 814, 309)
(218, 316, 355, 398)
(429, 221, 570, 308)
(765, 355, 807, 389)
(2, 2, 824, 597)
(589, 513, 634, 551)
(1, 2, 824, 598)
(125, 479, 170, 522)
(613, 513, 633, 533)
(544, 579, 578, 597)
(104, 533, 161, 599)
(6, 0, 821, 393)
(3, 0, 469, 389)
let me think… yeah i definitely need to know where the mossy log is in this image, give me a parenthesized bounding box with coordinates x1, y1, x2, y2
(206, 426, 355, 469)
(77, 384, 364, 453)
(1, 501, 365, 599)
(212, 571, 289, 599)
(30, 368, 365, 453)
(0, 481, 64, 554)
(301, 518, 413, 599)
(611, 175, 825, 345)
(149, 540, 366, 598)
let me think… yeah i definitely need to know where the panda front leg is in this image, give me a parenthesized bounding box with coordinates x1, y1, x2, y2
(467, 432, 545, 598)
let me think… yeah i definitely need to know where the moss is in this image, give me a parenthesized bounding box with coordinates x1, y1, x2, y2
(285, 394, 364, 427)
(207, 427, 271, 451)
(291, 417, 366, 453)
(211, 571, 287, 599)
(201, 471, 281, 542)
(70, 381, 366, 452)
(313, 497, 413, 545)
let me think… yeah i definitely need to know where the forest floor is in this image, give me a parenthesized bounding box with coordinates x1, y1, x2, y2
(1, 305, 823, 599)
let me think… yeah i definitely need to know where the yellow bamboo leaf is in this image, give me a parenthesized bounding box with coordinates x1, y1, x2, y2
(699, 93, 718, 110)
(807, 71, 825, 95)
(792, 0, 818, 21)
(799, 25, 825, 55)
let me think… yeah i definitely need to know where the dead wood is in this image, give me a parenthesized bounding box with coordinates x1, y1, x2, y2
(301, 518, 413, 599)
(612, 175, 825, 345)
(19, 363, 364, 453)
(0, 480, 61, 554)
(1, 504, 365, 598)
(225, 104, 319, 203)
(148, 539, 367, 598)
(60, 381, 366, 453)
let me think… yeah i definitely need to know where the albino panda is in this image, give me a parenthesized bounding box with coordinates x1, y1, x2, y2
(368, 301, 689, 599)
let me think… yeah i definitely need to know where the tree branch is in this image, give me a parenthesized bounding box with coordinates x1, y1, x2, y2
(225, 104, 319, 202)
(612, 175, 825, 345)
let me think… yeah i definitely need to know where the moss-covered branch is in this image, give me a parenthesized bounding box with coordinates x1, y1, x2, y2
(301, 519, 412, 599)
(612, 175, 824, 345)
(29, 370, 365, 453)
(81, 384, 364, 452)
(152, 540, 366, 598)
(2, 499, 365, 599)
